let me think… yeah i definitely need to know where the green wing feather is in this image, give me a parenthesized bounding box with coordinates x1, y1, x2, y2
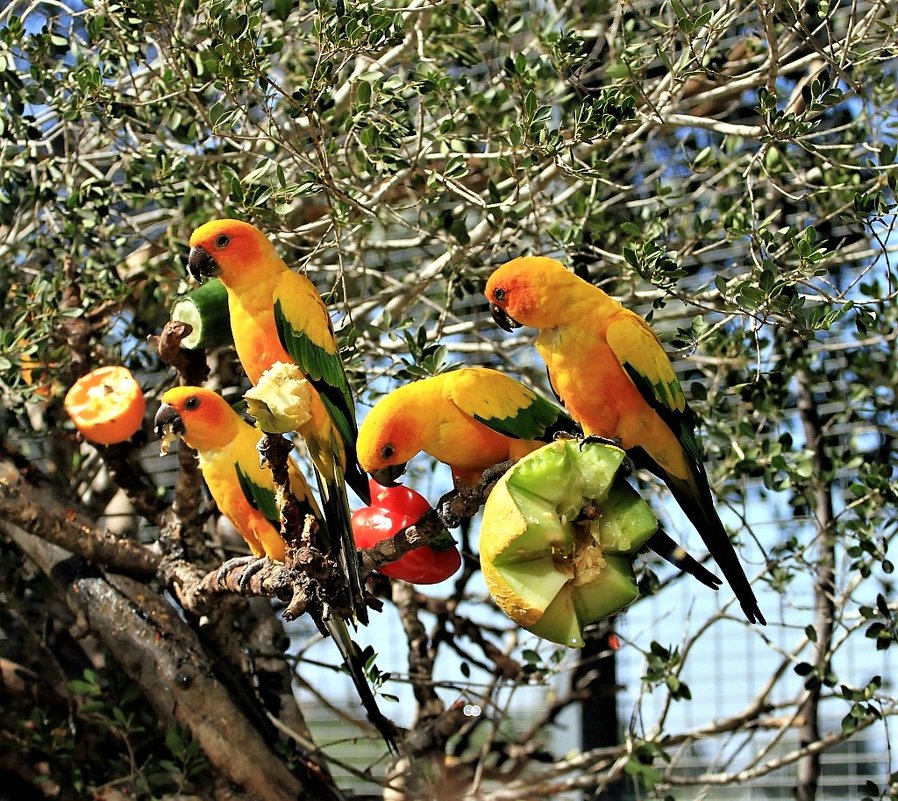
(273, 296, 359, 451)
(236, 457, 323, 533)
(235, 463, 280, 526)
(606, 315, 704, 470)
(272, 271, 371, 504)
(450, 367, 576, 442)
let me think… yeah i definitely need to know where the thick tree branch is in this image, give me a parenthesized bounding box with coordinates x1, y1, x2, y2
(0, 457, 158, 577)
(3, 522, 338, 801)
(151, 320, 214, 553)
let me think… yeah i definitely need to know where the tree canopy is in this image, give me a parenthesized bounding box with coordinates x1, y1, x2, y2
(1, 0, 897, 799)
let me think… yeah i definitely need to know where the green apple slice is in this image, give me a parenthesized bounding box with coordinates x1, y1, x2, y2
(480, 440, 657, 647)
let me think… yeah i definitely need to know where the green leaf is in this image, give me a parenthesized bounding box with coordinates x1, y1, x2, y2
(524, 89, 537, 119)
(273, 0, 294, 21)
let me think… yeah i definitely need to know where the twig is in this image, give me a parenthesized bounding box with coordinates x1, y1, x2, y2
(793, 338, 837, 801)
(149, 320, 210, 386)
(392, 580, 444, 721)
(361, 462, 512, 576)
(150, 320, 210, 549)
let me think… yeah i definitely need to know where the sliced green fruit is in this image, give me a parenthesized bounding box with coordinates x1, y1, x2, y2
(480, 440, 657, 648)
(170, 278, 232, 350)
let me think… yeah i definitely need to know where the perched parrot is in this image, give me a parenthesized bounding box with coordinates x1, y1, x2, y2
(186, 218, 369, 622)
(153, 386, 398, 751)
(485, 256, 765, 625)
(358, 366, 569, 488)
(357, 366, 723, 590)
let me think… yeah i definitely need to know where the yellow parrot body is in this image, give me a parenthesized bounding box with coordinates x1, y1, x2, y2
(194, 435, 288, 562)
(486, 256, 765, 625)
(358, 366, 723, 591)
(187, 219, 369, 623)
(154, 387, 320, 561)
(357, 367, 570, 487)
(535, 310, 691, 479)
(154, 387, 397, 751)
(224, 276, 292, 384)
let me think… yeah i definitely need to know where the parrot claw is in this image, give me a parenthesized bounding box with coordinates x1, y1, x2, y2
(256, 436, 270, 469)
(237, 557, 274, 592)
(578, 433, 623, 450)
(215, 555, 271, 590)
(436, 491, 462, 529)
(577, 434, 631, 472)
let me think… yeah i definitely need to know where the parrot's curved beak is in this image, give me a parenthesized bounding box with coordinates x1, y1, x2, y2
(153, 403, 185, 438)
(187, 246, 221, 282)
(370, 462, 407, 488)
(490, 302, 521, 332)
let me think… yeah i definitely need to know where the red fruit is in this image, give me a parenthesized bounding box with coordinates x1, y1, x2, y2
(352, 480, 462, 584)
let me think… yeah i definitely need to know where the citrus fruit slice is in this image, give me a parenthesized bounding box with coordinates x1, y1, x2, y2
(479, 440, 657, 647)
(64, 365, 146, 445)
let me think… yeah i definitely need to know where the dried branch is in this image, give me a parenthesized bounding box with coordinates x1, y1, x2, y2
(0, 457, 158, 578)
(151, 320, 212, 552)
(150, 321, 211, 387)
(392, 580, 444, 721)
(93, 438, 166, 526)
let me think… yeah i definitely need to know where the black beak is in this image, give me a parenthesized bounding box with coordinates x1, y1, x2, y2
(490, 302, 521, 332)
(153, 403, 185, 438)
(371, 462, 407, 487)
(187, 246, 221, 281)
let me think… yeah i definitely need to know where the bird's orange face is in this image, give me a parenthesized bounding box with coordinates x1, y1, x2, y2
(357, 395, 425, 486)
(187, 219, 270, 285)
(485, 256, 568, 331)
(154, 386, 235, 452)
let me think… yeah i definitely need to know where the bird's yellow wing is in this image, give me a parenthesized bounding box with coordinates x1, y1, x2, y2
(605, 313, 703, 468)
(232, 426, 321, 530)
(446, 367, 574, 441)
(273, 269, 359, 455)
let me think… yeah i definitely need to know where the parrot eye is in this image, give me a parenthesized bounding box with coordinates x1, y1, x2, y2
(184, 396, 200, 411)
(492, 287, 506, 302)
(381, 444, 395, 460)
(215, 234, 231, 249)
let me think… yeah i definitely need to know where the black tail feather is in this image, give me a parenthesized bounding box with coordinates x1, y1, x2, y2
(327, 617, 400, 754)
(629, 447, 765, 625)
(346, 455, 371, 504)
(665, 473, 766, 625)
(317, 467, 369, 626)
(644, 527, 722, 590)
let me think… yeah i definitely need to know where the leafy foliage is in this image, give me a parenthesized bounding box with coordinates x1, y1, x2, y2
(1, 0, 897, 797)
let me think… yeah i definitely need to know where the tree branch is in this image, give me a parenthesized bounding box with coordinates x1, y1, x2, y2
(3, 521, 338, 801)
(793, 343, 837, 801)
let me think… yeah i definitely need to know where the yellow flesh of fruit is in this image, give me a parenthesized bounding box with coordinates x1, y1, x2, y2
(480, 441, 656, 647)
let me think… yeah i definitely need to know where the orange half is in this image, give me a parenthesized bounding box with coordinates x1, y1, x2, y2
(64, 365, 146, 445)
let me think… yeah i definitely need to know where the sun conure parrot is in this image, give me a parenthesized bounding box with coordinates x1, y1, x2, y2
(186, 218, 369, 623)
(153, 386, 398, 752)
(356, 366, 723, 590)
(358, 366, 570, 488)
(485, 256, 765, 625)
